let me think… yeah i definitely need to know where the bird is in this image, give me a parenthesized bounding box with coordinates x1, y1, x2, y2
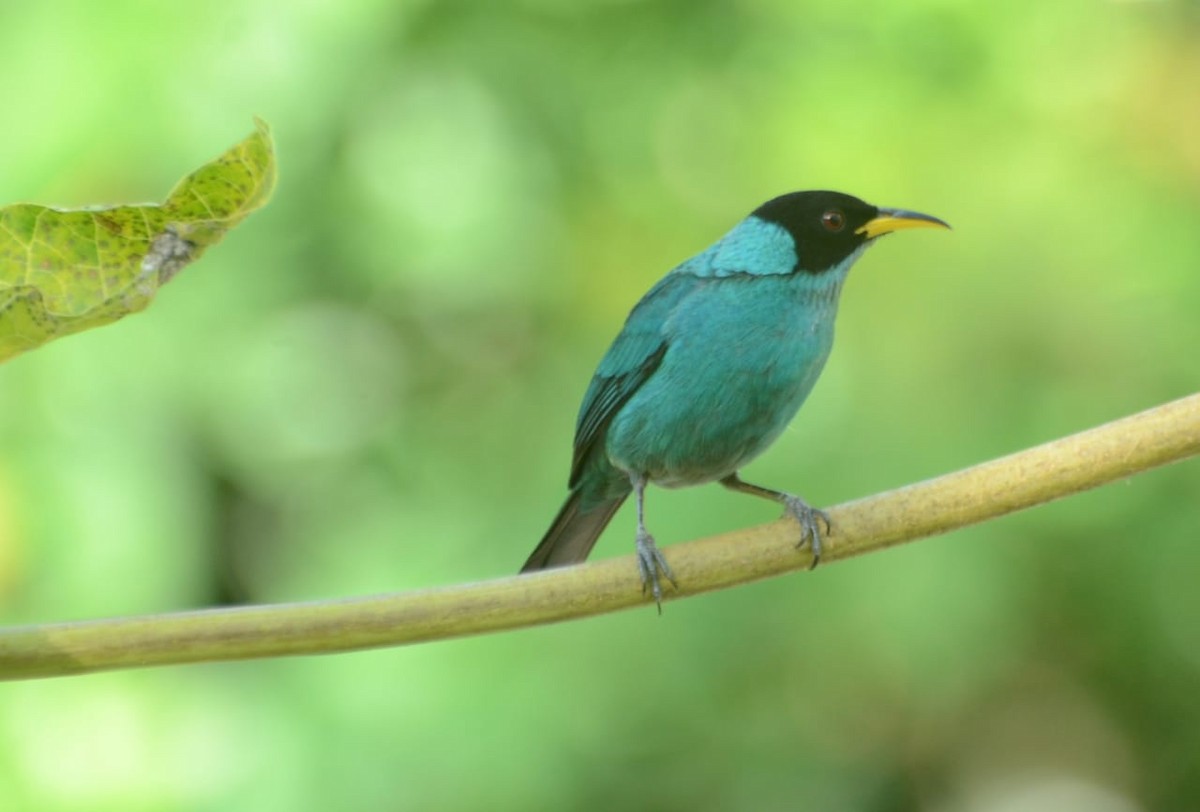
(520, 190, 949, 607)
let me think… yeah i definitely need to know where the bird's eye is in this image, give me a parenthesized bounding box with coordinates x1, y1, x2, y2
(821, 210, 845, 232)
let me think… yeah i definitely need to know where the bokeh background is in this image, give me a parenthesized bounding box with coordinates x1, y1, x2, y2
(1, 1, 1198, 810)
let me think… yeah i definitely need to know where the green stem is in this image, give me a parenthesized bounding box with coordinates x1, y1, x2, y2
(2, 393, 1198, 682)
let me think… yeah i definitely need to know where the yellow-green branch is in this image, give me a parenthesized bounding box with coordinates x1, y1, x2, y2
(2, 393, 1198, 682)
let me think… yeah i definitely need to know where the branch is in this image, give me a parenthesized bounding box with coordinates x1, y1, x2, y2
(2, 393, 1198, 682)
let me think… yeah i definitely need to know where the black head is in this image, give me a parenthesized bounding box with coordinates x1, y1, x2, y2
(752, 190, 949, 274)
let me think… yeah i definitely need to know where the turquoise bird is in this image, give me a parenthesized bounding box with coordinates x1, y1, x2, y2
(521, 191, 949, 605)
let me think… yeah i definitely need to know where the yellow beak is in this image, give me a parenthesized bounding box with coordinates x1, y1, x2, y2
(856, 208, 951, 239)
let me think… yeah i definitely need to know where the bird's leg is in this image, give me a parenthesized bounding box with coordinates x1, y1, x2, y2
(719, 473, 831, 569)
(631, 473, 676, 612)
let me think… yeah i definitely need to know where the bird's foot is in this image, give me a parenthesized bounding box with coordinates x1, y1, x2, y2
(635, 529, 677, 613)
(781, 495, 831, 569)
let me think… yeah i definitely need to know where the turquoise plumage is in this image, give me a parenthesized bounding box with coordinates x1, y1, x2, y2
(522, 191, 948, 606)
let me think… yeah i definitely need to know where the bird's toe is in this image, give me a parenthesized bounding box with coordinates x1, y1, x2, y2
(782, 495, 830, 569)
(635, 530, 676, 612)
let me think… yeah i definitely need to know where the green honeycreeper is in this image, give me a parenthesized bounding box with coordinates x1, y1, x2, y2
(521, 191, 949, 605)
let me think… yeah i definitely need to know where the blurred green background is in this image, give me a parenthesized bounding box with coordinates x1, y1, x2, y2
(1, 1, 1199, 810)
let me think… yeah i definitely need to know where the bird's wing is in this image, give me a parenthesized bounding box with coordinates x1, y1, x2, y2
(569, 272, 702, 487)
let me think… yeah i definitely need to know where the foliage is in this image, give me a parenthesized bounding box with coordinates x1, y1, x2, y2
(0, 121, 275, 362)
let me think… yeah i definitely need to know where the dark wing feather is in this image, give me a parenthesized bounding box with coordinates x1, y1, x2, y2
(569, 272, 702, 487)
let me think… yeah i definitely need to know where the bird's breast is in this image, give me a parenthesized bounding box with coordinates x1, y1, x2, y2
(605, 273, 843, 486)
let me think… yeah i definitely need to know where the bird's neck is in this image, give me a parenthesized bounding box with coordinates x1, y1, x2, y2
(785, 246, 861, 310)
(681, 217, 865, 293)
(688, 217, 799, 278)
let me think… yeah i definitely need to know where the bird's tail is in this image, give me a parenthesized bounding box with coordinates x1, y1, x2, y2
(520, 489, 626, 572)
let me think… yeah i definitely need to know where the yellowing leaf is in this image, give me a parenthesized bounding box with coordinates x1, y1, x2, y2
(0, 119, 277, 362)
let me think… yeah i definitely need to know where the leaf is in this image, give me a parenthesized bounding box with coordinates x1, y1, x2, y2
(0, 119, 277, 363)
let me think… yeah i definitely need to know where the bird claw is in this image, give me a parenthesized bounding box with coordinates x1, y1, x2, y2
(782, 495, 831, 570)
(636, 530, 677, 613)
